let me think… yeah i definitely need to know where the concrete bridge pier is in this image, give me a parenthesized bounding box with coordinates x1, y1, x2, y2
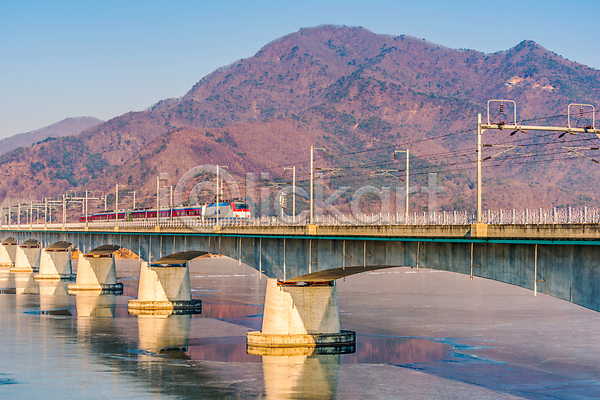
(67, 246, 123, 294)
(0, 245, 13, 267)
(0, 239, 17, 268)
(10, 240, 41, 273)
(128, 253, 203, 312)
(34, 243, 75, 280)
(247, 279, 355, 348)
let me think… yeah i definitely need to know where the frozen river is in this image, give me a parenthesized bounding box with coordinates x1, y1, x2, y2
(0, 257, 599, 399)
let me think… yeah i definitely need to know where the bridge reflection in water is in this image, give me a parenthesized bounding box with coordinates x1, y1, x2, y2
(0, 257, 598, 398)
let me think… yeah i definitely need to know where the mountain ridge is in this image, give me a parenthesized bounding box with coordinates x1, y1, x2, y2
(1, 25, 600, 213)
(0, 117, 103, 157)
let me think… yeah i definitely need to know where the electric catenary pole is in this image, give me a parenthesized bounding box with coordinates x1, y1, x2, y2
(477, 100, 600, 223)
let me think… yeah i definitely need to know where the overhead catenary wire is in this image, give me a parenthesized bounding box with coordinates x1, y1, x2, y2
(242, 109, 598, 175)
(190, 108, 600, 199)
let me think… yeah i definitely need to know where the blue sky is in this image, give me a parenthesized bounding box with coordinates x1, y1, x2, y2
(1, 0, 598, 139)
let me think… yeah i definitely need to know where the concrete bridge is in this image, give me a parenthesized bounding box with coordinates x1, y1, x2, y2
(1, 222, 599, 347)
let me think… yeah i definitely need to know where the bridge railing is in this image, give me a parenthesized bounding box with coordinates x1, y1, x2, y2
(242, 207, 600, 226)
(2, 206, 599, 230)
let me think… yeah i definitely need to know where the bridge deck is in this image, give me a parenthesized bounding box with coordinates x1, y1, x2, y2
(3, 223, 600, 243)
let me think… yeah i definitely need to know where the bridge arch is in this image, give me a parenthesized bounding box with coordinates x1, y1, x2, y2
(2, 237, 17, 245)
(0, 237, 18, 267)
(87, 244, 121, 256)
(286, 265, 400, 282)
(47, 241, 72, 250)
(21, 239, 40, 248)
(152, 251, 209, 265)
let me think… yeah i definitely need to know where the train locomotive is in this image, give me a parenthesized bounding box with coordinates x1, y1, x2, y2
(79, 201, 251, 222)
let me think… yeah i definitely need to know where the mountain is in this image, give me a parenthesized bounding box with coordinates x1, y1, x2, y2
(2, 25, 600, 213)
(0, 117, 103, 156)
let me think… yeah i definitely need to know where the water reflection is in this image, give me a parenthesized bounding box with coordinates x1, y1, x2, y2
(200, 303, 262, 319)
(183, 335, 448, 365)
(136, 313, 192, 357)
(187, 337, 262, 363)
(261, 354, 340, 400)
(39, 280, 70, 313)
(0, 256, 595, 399)
(185, 340, 348, 399)
(0, 270, 12, 293)
(74, 292, 117, 317)
(38, 279, 68, 296)
(14, 272, 37, 295)
(342, 336, 450, 365)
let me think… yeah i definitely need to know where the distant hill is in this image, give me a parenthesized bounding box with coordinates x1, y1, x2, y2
(0, 117, 103, 156)
(2, 25, 600, 212)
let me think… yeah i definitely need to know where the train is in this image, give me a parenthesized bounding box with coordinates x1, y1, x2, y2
(79, 201, 251, 222)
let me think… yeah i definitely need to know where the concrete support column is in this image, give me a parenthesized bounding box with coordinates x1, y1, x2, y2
(247, 279, 355, 348)
(128, 262, 201, 312)
(10, 243, 41, 273)
(34, 248, 75, 280)
(67, 253, 123, 294)
(0, 243, 16, 268)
